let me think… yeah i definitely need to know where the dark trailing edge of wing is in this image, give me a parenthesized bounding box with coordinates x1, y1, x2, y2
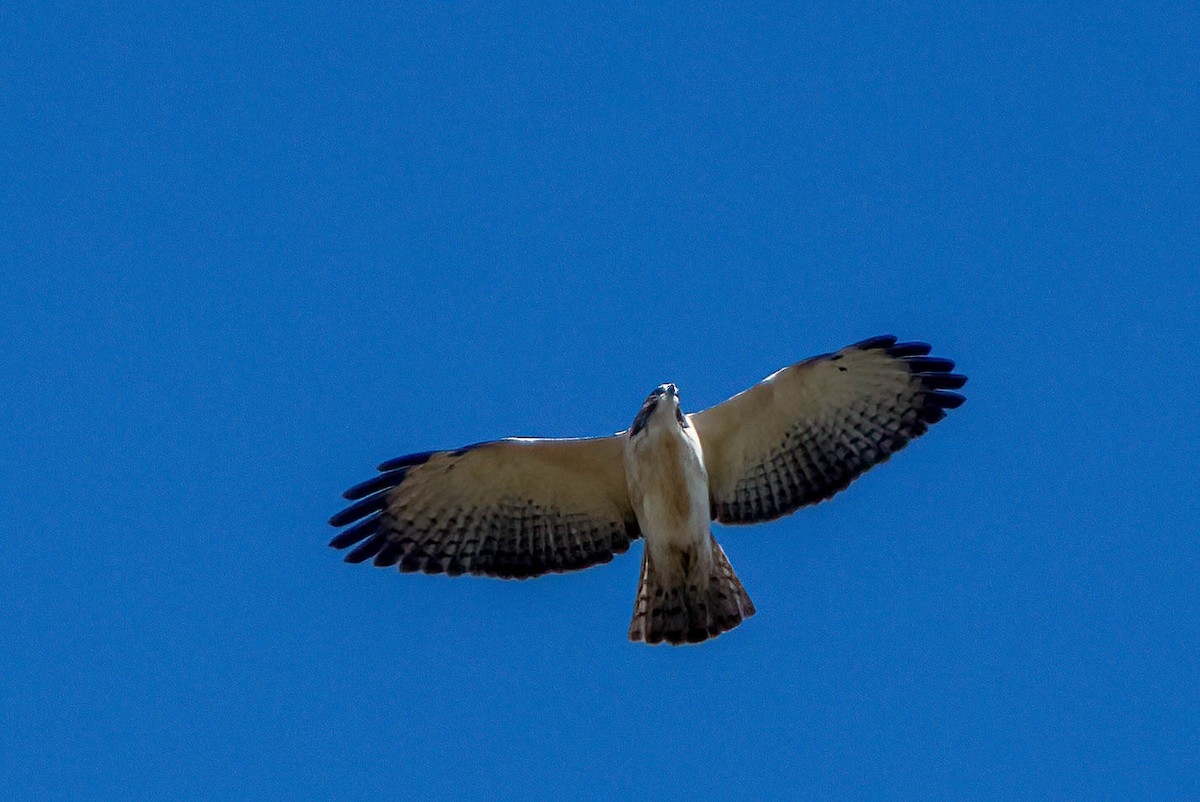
(711, 335, 969, 524)
(328, 440, 642, 578)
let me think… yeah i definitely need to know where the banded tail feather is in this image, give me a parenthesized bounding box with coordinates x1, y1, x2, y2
(628, 534, 755, 645)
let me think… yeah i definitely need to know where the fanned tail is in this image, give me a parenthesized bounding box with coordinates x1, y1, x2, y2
(628, 534, 755, 645)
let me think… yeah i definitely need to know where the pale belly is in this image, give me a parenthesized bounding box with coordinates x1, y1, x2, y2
(625, 426, 713, 577)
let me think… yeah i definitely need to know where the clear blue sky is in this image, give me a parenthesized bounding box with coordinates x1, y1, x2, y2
(3, 3, 1196, 798)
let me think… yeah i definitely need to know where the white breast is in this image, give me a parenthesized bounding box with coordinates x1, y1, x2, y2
(624, 417, 713, 575)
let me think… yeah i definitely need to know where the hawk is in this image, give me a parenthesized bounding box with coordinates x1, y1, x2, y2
(329, 335, 966, 645)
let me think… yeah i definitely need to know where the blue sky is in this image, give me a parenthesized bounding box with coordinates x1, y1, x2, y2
(3, 2, 1197, 798)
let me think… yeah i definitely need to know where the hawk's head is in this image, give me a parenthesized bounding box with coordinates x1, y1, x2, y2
(630, 383, 688, 438)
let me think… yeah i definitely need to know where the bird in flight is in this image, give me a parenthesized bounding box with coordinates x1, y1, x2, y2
(329, 335, 966, 646)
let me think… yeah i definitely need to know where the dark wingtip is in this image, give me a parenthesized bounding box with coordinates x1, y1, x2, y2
(854, 334, 898, 350)
(923, 372, 968, 390)
(889, 341, 933, 357)
(927, 390, 967, 409)
(923, 407, 947, 424)
(888, 337, 967, 417)
(372, 540, 405, 567)
(342, 467, 411, 500)
(376, 450, 438, 472)
(328, 513, 383, 549)
(328, 489, 392, 528)
(344, 533, 388, 564)
(905, 356, 956, 373)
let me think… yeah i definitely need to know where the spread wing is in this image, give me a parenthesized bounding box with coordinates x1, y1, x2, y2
(690, 335, 967, 524)
(328, 436, 639, 579)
